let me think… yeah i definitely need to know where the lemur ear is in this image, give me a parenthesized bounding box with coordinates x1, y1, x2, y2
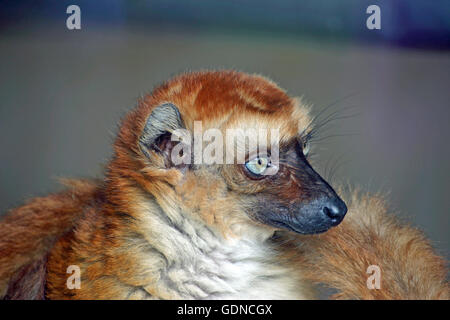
(139, 103, 185, 160)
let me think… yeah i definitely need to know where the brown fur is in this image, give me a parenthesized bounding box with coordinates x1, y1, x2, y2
(276, 191, 449, 299)
(0, 179, 99, 298)
(0, 70, 448, 299)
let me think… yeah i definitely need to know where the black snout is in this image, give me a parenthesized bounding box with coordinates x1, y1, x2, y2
(268, 195, 348, 235)
(260, 145, 349, 235)
(286, 195, 347, 234)
(322, 197, 347, 226)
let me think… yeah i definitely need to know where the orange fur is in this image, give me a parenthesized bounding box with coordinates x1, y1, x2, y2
(0, 179, 99, 298)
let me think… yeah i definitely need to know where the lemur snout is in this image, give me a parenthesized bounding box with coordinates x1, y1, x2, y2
(322, 197, 347, 226)
(284, 195, 347, 234)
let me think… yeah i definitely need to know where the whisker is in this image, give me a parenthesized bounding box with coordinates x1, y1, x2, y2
(329, 154, 348, 183)
(308, 132, 360, 144)
(300, 92, 361, 140)
(323, 153, 335, 183)
(305, 107, 361, 141)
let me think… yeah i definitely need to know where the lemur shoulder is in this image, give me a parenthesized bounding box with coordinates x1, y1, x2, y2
(0, 71, 448, 299)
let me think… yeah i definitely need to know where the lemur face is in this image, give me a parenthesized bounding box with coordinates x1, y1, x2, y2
(116, 71, 346, 236)
(217, 104, 348, 235)
(224, 141, 348, 235)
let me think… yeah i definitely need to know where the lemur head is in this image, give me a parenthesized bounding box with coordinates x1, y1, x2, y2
(110, 70, 346, 239)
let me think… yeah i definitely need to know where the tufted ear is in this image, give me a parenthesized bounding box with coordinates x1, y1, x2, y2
(138, 103, 185, 160)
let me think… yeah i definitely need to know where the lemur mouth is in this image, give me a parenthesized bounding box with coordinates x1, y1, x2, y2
(268, 219, 330, 235)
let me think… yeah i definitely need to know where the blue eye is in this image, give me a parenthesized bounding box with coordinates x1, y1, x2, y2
(245, 156, 270, 175)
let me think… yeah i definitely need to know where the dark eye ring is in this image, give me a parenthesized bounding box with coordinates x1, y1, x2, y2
(302, 141, 310, 156)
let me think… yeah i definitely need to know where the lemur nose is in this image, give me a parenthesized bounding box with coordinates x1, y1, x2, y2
(323, 198, 347, 226)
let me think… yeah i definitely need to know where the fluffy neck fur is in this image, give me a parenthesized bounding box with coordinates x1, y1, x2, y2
(127, 190, 312, 299)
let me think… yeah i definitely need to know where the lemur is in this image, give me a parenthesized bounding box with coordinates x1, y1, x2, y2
(0, 71, 448, 299)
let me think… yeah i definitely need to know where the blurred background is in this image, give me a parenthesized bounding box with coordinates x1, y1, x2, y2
(0, 0, 449, 260)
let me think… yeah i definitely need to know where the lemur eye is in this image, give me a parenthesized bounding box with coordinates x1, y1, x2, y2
(245, 156, 270, 175)
(302, 141, 310, 157)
